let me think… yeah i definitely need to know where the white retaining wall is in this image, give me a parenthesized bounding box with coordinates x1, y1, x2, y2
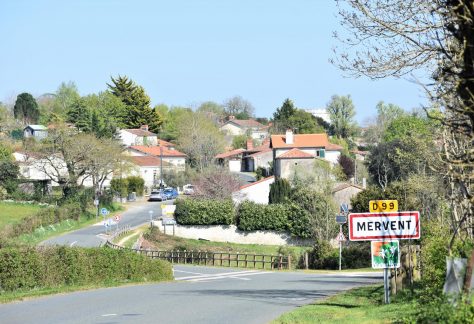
(153, 219, 311, 246)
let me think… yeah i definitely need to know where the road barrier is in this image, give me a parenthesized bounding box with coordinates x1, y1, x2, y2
(105, 240, 291, 270)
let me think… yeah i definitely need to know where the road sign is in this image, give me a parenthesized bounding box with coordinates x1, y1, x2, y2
(348, 211, 420, 241)
(335, 215, 347, 224)
(369, 200, 398, 213)
(340, 203, 349, 214)
(101, 208, 108, 215)
(336, 232, 346, 241)
(114, 214, 121, 222)
(371, 240, 400, 269)
(162, 218, 177, 225)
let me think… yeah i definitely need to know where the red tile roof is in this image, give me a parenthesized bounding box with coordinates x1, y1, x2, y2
(131, 156, 172, 167)
(157, 139, 175, 147)
(326, 143, 344, 151)
(215, 148, 245, 159)
(276, 148, 315, 159)
(247, 148, 272, 158)
(124, 129, 157, 137)
(130, 145, 187, 157)
(271, 133, 329, 149)
(226, 119, 265, 129)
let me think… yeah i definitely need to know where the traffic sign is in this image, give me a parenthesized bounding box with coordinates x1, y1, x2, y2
(101, 208, 108, 215)
(114, 214, 121, 222)
(369, 200, 398, 213)
(340, 203, 349, 214)
(371, 240, 400, 269)
(335, 215, 347, 224)
(336, 232, 346, 241)
(348, 211, 420, 241)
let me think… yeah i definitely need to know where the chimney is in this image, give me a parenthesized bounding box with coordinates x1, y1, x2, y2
(285, 129, 294, 145)
(140, 125, 149, 131)
(246, 139, 253, 150)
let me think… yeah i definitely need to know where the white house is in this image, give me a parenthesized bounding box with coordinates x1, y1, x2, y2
(271, 130, 342, 179)
(118, 125, 158, 146)
(215, 148, 245, 172)
(126, 145, 186, 172)
(23, 125, 48, 140)
(232, 176, 275, 205)
(129, 156, 173, 191)
(220, 117, 269, 140)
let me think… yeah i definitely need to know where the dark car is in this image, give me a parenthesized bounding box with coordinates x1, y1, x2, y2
(148, 189, 167, 201)
(163, 188, 178, 200)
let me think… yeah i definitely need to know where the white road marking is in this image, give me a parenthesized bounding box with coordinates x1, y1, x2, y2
(173, 269, 206, 276)
(175, 270, 261, 281)
(187, 271, 269, 282)
(101, 314, 117, 317)
(69, 241, 77, 247)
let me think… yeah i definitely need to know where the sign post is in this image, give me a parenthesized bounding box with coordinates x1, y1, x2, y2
(336, 204, 349, 271)
(371, 240, 400, 304)
(94, 198, 99, 222)
(149, 210, 154, 228)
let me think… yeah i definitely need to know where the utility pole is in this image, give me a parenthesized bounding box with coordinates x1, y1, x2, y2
(160, 145, 163, 188)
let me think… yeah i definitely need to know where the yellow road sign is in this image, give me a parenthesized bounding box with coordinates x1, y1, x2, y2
(369, 200, 398, 213)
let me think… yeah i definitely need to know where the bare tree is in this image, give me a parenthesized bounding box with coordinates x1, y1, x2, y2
(192, 167, 241, 200)
(223, 96, 255, 119)
(334, 0, 473, 245)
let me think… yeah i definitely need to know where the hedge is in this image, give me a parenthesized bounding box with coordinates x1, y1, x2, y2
(175, 198, 234, 225)
(0, 246, 173, 292)
(237, 201, 312, 238)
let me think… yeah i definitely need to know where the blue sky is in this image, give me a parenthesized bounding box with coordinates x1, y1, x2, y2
(0, 0, 427, 124)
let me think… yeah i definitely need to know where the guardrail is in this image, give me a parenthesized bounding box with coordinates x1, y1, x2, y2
(104, 240, 291, 270)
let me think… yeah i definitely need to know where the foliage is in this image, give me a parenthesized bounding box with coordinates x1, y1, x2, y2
(161, 169, 191, 189)
(0, 246, 173, 292)
(383, 114, 433, 143)
(255, 166, 272, 180)
(174, 198, 234, 225)
(326, 94, 357, 139)
(223, 96, 254, 119)
(411, 295, 474, 323)
(307, 239, 338, 269)
(110, 178, 129, 198)
(197, 101, 225, 122)
(126, 176, 144, 196)
(363, 101, 406, 144)
(338, 154, 355, 180)
(192, 167, 240, 199)
(272, 98, 324, 134)
(232, 134, 250, 149)
(38, 82, 80, 124)
(13, 93, 40, 125)
(269, 178, 291, 204)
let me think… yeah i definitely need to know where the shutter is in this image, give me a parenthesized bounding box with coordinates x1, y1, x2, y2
(319, 149, 325, 158)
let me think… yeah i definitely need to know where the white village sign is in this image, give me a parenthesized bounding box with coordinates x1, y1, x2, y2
(348, 211, 420, 241)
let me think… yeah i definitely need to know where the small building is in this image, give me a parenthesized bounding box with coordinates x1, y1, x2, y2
(215, 148, 245, 172)
(232, 176, 275, 205)
(332, 183, 365, 210)
(127, 145, 186, 172)
(129, 156, 173, 191)
(220, 116, 269, 140)
(118, 125, 158, 146)
(23, 125, 48, 140)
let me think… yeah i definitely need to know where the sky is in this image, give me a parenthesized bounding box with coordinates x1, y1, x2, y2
(0, 0, 427, 124)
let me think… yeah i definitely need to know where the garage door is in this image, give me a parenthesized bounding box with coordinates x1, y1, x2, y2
(228, 160, 241, 172)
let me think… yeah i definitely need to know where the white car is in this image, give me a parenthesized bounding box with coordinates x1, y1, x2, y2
(183, 184, 194, 195)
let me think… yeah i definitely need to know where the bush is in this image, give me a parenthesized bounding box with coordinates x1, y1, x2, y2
(127, 176, 145, 196)
(308, 239, 339, 269)
(175, 198, 234, 225)
(0, 246, 173, 292)
(110, 178, 129, 198)
(269, 178, 291, 204)
(341, 242, 371, 268)
(237, 201, 288, 232)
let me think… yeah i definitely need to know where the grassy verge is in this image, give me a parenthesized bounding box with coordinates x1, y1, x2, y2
(0, 201, 45, 228)
(272, 285, 416, 324)
(13, 204, 123, 245)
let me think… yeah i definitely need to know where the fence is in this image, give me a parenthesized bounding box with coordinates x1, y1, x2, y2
(105, 240, 290, 270)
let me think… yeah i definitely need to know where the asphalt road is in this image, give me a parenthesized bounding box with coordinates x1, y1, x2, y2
(0, 264, 382, 324)
(41, 200, 173, 247)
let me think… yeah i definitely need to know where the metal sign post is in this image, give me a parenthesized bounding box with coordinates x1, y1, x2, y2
(371, 240, 400, 304)
(336, 205, 348, 271)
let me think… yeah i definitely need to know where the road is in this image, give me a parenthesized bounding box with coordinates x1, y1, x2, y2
(0, 264, 382, 324)
(41, 200, 173, 247)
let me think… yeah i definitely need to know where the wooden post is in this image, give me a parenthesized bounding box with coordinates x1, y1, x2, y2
(288, 255, 292, 270)
(464, 249, 474, 294)
(304, 252, 309, 270)
(279, 254, 282, 270)
(228, 253, 231, 267)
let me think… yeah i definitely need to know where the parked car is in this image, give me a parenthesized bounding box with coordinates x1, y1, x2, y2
(148, 189, 167, 201)
(183, 184, 194, 195)
(163, 188, 178, 200)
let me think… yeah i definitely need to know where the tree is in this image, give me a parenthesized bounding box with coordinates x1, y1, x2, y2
(272, 99, 323, 134)
(175, 111, 225, 171)
(14, 93, 40, 125)
(38, 82, 80, 124)
(269, 178, 291, 204)
(0, 143, 18, 193)
(338, 154, 355, 180)
(107, 75, 162, 132)
(326, 95, 357, 139)
(334, 0, 474, 245)
(66, 98, 91, 133)
(192, 167, 240, 199)
(223, 96, 254, 119)
(232, 134, 250, 149)
(197, 101, 225, 123)
(364, 102, 406, 144)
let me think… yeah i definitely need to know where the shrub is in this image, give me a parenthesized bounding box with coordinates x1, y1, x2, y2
(127, 176, 145, 196)
(237, 201, 288, 232)
(110, 178, 129, 198)
(341, 242, 371, 268)
(269, 178, 291, 204)
(175, 198, 234, 225)
(286, 204, 312, 238)
(0, 246, 173, 292)
(308, 239, 339, 269)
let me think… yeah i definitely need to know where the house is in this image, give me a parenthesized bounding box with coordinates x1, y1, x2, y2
(129, 156, 173, 191)
(232, 176, 275, 205)
(23, 125, 48, 140)
(118, 125, 158, 146)
(270, 130, 342, 179)
(127, 145, 186, 172)
(332, 183, 365, 210)
(220, 116, 269, 140)
(351, 149, 369, 161)
(241, 138, 272, 172)
(215, 148, 246, 172)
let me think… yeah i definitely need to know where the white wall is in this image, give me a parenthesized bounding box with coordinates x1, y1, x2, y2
(221, 123, 244, 136)
(325, 150, 341, 165)
(232, 176, 274, 205)
(228, 159, 242, 172)
(153, 220, 310, 246)
(118, 130, 138, 146)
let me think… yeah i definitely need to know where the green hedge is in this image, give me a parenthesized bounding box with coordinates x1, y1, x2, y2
(0, 246, 173, 292)
(175, 198, 234, 225)
(237, 201, 311, 238)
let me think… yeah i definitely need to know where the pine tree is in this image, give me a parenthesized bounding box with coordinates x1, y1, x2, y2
(269, 178, 291, 204)
(67, 99, 91, 132)
(14, 93, 40, 124)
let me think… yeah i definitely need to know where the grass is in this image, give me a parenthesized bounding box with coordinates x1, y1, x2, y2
(272, 285, 417, 324)
(0, 201, 45, 229)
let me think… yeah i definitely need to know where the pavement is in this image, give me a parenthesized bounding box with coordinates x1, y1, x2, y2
(0, 264, 383, 324)
(40, 199, 173, 247)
